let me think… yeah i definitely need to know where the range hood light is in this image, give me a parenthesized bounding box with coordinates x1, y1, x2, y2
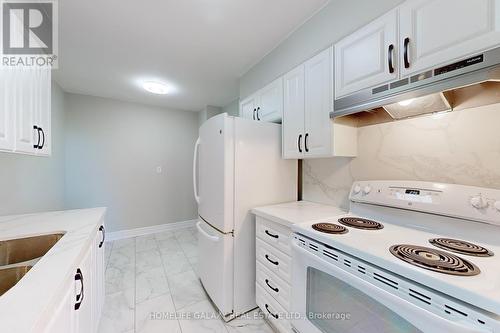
(398, 98, 415, 107)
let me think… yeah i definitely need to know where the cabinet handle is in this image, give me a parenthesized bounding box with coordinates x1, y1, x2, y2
(265, 254, 279, 266)
(33, 126, 40, 149)
(253, 108, 256, 120)
(298, 134, 303, 153)
(304, 133, 309, 153)
(388, 44, 395, 73)
(37, 127, 45, 149)
(74, 268, 84, 310)
(265, 230, 279, 239)
(265, 279, 279, 293)
(256, 107, 261, 121)
(265, 304, 279, 319)
(99, 225, 106, 248)
(403, 37, 410, 69)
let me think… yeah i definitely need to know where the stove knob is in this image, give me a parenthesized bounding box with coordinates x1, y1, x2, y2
(470, 196, 488, 209)
(495, 201, 500, 212)
(363, 185, 372, 195)
(353, 184, 361, 194)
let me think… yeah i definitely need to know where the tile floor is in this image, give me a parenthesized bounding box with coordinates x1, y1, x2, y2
(98, 227, 275, 333)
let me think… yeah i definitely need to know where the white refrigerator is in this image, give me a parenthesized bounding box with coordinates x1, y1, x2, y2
(193, 113, 297, 320)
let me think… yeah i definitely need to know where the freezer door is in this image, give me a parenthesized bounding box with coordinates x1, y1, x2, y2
(196, 220, 234, 316)
(198, 113, 234, 233)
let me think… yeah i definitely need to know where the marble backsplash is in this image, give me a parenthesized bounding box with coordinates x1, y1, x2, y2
(303, 102, 500, 210)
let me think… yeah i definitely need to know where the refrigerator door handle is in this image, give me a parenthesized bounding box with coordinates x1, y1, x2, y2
(193, 137, 201, 203)
(196, 221, 220, 242)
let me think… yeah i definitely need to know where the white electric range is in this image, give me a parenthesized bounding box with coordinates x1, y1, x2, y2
(291, 181, 500, 333)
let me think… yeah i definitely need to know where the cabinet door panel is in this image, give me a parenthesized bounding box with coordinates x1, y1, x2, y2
(239, 95, 256, 120)
(283, 65, 305, 159)
(258, 78, 283, 122)
(14, 69, 37, 153)
(335, 9, 398, 98)
(94, 226, 106, 332)
(305, 48, 333, 158)
(35, 69, 51, 156)
(41, 279, 76, 333)
(0, 70, 15, 151)
(400, 0, 500, 76)
(75, 246, 94, 333)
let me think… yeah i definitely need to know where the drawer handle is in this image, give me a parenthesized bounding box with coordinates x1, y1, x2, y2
(265, 279, 279, 293)
(265, 254, 279, 266)
(265, 304, 279, 319)
(265, 230, 279, 239)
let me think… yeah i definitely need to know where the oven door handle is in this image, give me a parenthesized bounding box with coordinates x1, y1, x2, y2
(292, 243, 488, 333)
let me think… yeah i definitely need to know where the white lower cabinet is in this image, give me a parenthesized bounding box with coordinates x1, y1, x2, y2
(41, 276, 76, 333)
(255, 217, 294, 333)
(39, 225, 105, 333)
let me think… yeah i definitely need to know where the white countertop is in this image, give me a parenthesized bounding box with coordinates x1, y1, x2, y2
(0, 208, 106, 333)
(251, 201, 347, 227)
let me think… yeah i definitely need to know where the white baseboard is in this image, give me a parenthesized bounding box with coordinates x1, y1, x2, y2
(107, 219, 198, 241)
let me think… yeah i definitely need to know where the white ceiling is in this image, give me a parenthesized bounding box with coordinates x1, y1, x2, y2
(54, 0, 329, 111)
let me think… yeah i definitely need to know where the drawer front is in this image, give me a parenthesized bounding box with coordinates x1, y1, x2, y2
(256, 217, 291, 256)
(256, 238, 291, 282)
(256, 283, 293, 333)
(256, 261, 290, 310)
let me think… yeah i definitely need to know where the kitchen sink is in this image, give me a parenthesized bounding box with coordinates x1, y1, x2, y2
(0, 266, 32, 296)
(0, 233, 64, 266)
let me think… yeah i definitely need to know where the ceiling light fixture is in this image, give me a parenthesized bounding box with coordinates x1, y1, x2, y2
(398, 98, 415, 107)
(143, 81, 170, 95)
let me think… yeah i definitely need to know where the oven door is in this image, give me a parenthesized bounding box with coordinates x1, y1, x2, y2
(291, 241, 488, 333)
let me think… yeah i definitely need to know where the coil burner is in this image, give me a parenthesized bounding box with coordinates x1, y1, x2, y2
(430, 238, 494, 257)
(390, 244, 480, 276)
(312, 223, 349, 234)
(338, 217, 384, 230)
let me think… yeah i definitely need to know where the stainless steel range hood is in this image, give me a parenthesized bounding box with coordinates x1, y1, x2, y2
(333, 46, 500, 120)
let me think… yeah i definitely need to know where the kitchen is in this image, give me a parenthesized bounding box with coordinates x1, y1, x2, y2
(1, 0, 500, 332)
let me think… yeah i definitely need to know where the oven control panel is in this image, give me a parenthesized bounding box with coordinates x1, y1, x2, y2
(389, 187, 439, 204)
(349, 181, 500, 226)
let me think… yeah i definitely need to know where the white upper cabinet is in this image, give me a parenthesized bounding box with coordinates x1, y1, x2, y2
(34, 69, 52, 156)
(283, 47, 357, 159)
(304, 47, 334, 157)
(0, 70, 15, 151)
(334, 0, 500, 98)
(258, 78, 283, 122)
(240, 94, 257, 120)
(239, 77, 283, 122)
(14, 69, 37, 154)
(283, 65, 305, 159)
(335, 9, 399, 98)
(399, 0, 500, 76)
(0, 68, 51, 156)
